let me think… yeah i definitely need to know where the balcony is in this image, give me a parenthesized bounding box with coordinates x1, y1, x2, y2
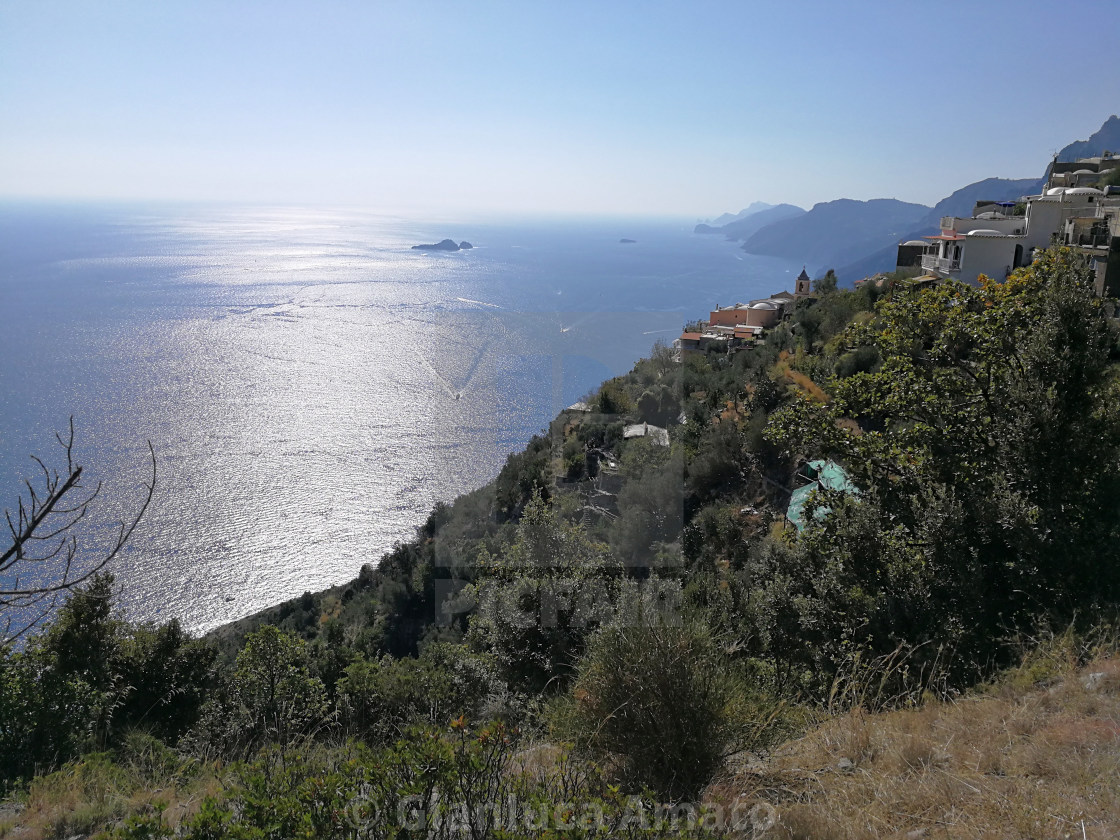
(921, 254, 961, 273)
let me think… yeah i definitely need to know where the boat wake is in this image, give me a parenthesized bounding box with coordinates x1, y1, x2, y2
(456, 297, 503, 309)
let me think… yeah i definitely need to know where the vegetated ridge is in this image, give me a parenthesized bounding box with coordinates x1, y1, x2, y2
(738, 197, 930, 269)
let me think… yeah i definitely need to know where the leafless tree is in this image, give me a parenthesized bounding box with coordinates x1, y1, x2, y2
(0, 419, 156, 647)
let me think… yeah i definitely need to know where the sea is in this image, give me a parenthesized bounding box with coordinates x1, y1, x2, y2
(0, 202, 800, 634)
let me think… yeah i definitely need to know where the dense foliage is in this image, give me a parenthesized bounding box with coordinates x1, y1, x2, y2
(763, 249, 1120, 684)
(0, 575, 214, 789)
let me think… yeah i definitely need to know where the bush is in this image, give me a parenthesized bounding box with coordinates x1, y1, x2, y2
(766, 249, 1120, 684)
(0, 575, 215, 790)
(191, 626, 328, 756)
(595, 379, 633, 415)
(568, 621, 735, 799)
(467, 494, 621, 691)
(336, 643, 501, 741)
(113, 620, 216, 743)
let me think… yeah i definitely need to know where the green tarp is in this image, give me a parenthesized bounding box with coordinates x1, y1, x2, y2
(786, 459, 857, 532)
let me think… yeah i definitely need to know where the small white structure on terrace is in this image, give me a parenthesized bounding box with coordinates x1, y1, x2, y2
(623, 423, 670, 447)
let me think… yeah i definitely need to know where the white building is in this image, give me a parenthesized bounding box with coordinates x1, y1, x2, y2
(1054, 190, 1120, 296)
(916, 184, 1114, 284)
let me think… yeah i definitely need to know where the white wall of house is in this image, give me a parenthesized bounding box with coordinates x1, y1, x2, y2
(1024, 192, 1106, 250)
(1024, 197, 1067, 250)
(959, 234, 1022, 283)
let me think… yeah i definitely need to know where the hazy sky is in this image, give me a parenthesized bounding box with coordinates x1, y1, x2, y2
(2, 1, 1117, 217)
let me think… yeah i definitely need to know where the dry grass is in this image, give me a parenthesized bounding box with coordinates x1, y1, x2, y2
(0, 752, 226, 840)
(5, 639, 1120, 839)
(772, 353, 830, 404)
(708, 657, 1120, 839)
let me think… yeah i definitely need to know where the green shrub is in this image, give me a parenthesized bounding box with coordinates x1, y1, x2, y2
(336, 643, 499, 741)
(568, 621, 735, 799)
(115, 731, 190, 790)
(467, 494, 621, 691)
(190, 626, 329, 756)
(1, 575, 214, 789)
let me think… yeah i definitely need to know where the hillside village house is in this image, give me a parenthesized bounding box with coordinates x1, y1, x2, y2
(1058, 190, 1120, 297)
(675, 269, 813, 359)
(902, 155, 1120, 294)
(1049, 154, 1119, 188)
(709, 295, 786, 329)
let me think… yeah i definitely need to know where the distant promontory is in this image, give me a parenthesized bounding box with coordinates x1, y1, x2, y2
(411, 239, 473, 251)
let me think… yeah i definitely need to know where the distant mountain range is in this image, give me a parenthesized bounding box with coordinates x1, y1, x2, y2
(739, 198, 929, 269)
(694, 203, 804, 239)
(699, 114, 1118, 283)
(704, 202, 779, 227)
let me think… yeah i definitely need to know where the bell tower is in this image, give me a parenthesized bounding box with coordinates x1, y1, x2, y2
(795, 267, 812, 297)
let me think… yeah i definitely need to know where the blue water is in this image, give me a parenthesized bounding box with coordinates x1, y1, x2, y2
(0, 202, 800, 632)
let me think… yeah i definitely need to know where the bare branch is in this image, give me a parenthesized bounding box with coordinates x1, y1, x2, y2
(0, 421, 157, 646)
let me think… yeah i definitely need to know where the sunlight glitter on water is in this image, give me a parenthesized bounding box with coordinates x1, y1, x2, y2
(0, 204, 798, 633)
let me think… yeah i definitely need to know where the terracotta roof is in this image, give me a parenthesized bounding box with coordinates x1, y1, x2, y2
(924, 233, 967, 241)
(680, 332, 702, 341)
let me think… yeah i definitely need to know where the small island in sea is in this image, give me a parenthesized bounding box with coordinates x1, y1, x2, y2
(619, 238, 636, 244)
(411, 239, 473, 251)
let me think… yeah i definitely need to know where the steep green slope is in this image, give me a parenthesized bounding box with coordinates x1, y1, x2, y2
(3, 249, 1118, 838)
